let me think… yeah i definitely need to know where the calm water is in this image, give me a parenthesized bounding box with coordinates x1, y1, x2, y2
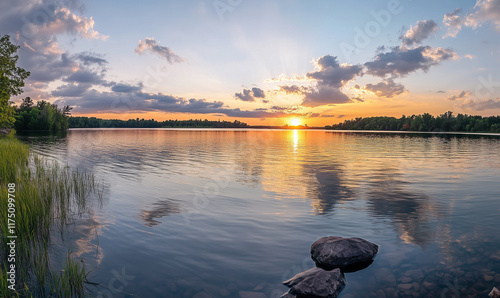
(18, 129, 500, 297)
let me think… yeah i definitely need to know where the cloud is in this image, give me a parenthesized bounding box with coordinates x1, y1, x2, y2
(470, 0, 500, 30)
(63, 69, 105, 84)
(52, 85, 294, 118)
(0, 0, 108, 101)
(51, 82, 92, 97)
(443, 8, 466, 38)
(364, 46, 457, 78)
(459, 98, 500, 110)
(279, 55, 362, 107)
(110, 83, 143, 93)
(234, 87, 266, 102)
(135, 38, 185, 63)
(443, 1, 500, 38)
(400, 20, 438, 46)
(446, 90, 471, 101)
(75, 52, 108, 66)
(363, 79, 407, 98)
(306, 55, 363, 88)
(302, 85, 352, 107)
(278, 85, 310, 95)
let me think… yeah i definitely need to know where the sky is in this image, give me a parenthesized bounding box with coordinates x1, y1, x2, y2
(1, 0, 500, 126)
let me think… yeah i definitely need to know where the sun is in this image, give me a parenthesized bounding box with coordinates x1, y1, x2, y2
(290, 118, 302, 126)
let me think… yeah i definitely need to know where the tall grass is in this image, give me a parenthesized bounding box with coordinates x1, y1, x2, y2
(0, 137, 102, 297)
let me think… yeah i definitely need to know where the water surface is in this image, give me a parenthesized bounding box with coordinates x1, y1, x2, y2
(18, 129, 500, 297)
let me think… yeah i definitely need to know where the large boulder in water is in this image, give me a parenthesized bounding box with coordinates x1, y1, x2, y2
(311, 236, 379, 269)
(282, 267, 345, 298)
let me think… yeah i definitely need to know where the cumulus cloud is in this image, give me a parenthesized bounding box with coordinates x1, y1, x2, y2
(135, 38, 185, 63)
(446, 90, 471, 101)
(278, 85, 310, 95)
(443, 1, 500, 38)
(0, 0, 108, 102)
(443, 8, 466, 38)
(302, 86, 352, 107)
(400, 20, 438, 46)
(364, 46, 457, 78)
(234, 87, 266, 102)
(279, 55, 362, 107)
(306, 55, 363, 88)
(364, 79, 407, 98)
(459, 98, 500, 110)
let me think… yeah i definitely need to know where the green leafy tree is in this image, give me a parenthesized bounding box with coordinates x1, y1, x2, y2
(0, 35, 30, 128)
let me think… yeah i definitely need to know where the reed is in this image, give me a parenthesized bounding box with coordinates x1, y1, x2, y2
(0, 137, 102, 297)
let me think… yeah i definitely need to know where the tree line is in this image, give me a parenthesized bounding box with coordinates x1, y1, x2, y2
(326, 111, 500, 133)
(69, 117, 249, 128)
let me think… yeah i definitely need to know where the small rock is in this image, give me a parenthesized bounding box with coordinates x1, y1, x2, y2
(412, 282, 420, 291)
(384, 287, 397, 297)
(490, 287, 500, 298)
(310, 236, 379, 268)
(399, 277, 412, 283)
(219, 288, 231, 296)
(397, 284, 413, 290)
(484, 274, 494, 282)
(253, 282, 266, 291)
(375, 289, 386, 298)
(375, 268, 396, 286)
(238, 291, 266, 298)
(405, 269, 424, 282)
(283, 267, 346, 298)
(423, 282, 436, 291)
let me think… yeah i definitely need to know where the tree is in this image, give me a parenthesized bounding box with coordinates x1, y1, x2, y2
(0, 35, 30, 128)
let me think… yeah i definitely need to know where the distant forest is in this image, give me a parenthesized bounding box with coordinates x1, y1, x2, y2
(326, 111, 500, 133)
(69, 116, 249, 128)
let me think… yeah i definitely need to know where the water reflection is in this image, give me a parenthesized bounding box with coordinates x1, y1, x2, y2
(18, 129, 500, 297)
(365, 169, 436, 246)
(139, 199, 185, 227)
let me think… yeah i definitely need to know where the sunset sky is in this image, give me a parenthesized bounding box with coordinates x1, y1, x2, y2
(2, 0, 500, 126)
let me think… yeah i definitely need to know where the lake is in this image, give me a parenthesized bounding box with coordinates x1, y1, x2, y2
(18, 129, 500, 297)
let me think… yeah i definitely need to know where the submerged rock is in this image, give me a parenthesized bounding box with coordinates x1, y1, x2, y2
(282, 267, 346, 298)
(311, 236, 379, 268)
(490, 287, 500, 298)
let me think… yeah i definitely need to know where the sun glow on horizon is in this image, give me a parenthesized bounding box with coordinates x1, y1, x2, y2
(290, 118, 302, 126)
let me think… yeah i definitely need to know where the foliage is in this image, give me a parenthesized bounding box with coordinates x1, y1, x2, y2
(0, 137, 101, 296)
(0, 35, 30, 128)
(69, 116, 250, 128)
(326, 111, 500, 133)
(14, 98, 72, 131)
